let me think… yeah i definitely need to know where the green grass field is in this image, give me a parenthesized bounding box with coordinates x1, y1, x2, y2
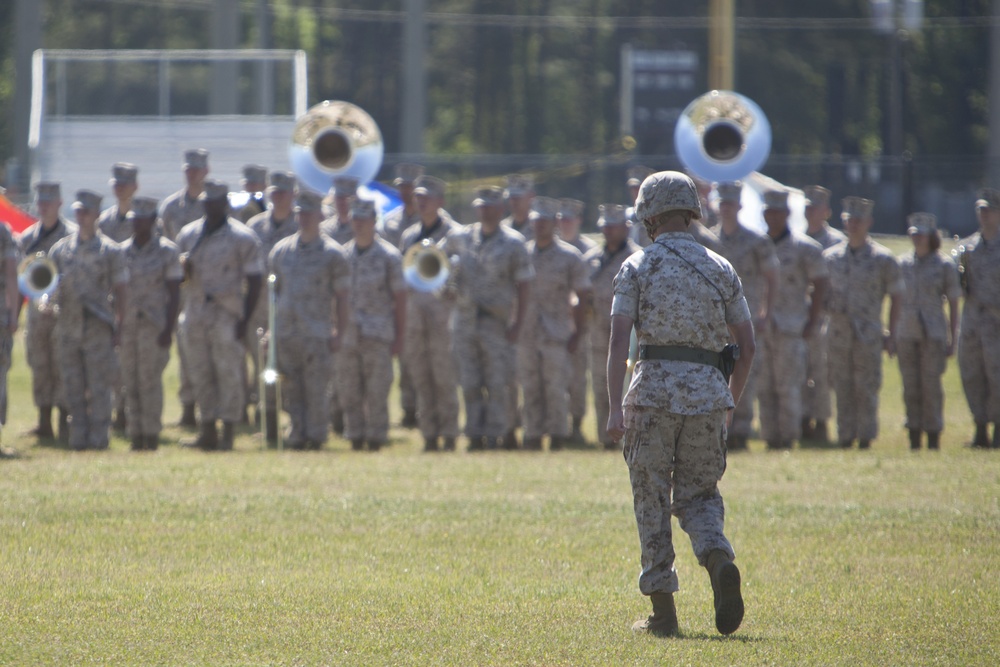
(2, 235, 998, 665)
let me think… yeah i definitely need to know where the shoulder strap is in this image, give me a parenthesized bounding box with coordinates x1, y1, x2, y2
(660, 241, 727, 306)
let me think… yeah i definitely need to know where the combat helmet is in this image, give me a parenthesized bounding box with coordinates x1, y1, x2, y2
(634, 171, 703, 235)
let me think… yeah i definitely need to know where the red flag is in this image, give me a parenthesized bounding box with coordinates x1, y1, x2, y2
(0, 193, 36, 235)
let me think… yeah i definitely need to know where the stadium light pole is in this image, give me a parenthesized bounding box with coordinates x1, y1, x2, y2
(708, 0, 735, 91)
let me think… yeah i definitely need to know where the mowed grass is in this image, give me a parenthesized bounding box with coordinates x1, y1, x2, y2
(2, 235, 999, 665)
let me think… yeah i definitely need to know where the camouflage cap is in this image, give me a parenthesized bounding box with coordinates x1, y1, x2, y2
(626, 165, 656, 187)
(472, 186, 504, 207)
(393, 163, 425, 186)
(332, 176, 359, 197)
(597, 203, 628, 227)
(350, 197, 377, 220)
(127, 196, 159, 220)
(975, 187, 1000, 210)
(199, 179, 230, 202)
(906, 212, 937, 235)
(558, 198, 585, 220)
(183, 148, 209, 170)
(841, 196, 875, 220)
(241, 164, 268, 186)
(72, 189, 103, 212)
(716, 181, 743, 205)
(505, 174, 535, 198)
(803, 185, 832, 208)
(634, 171, 703, 222)
(762, 189, 789, 211)
(34, 182, 62, 203)
(110, 162, 138, 186)
(268, 171, 297, 193)
(294, 190, 324, 214)
(413, 175, 447, 198)
(528, 196, 561, 222)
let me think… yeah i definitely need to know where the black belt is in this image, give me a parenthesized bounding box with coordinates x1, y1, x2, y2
(638, 344, 721, 367)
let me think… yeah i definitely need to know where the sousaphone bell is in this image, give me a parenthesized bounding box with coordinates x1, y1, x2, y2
(674, 90, 771, 182)
(289, 100, 384, 194)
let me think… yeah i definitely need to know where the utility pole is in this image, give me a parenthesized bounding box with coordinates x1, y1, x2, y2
(990, 0, 1000, 185)
(11, 0, 42, 194)
(708, 0, 735, 90)
(210, 0, 240, 115)
(401, 0, 427, 154)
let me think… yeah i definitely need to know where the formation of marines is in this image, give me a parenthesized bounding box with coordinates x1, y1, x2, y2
(3, 148, 1000, 458)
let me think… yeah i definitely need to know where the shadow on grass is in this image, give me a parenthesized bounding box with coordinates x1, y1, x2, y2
(797, 436, 844, 451)
(672, 631, 767, 643)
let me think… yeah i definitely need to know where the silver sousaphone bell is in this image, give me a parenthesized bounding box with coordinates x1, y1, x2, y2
(403, 240, 451, 293)
(674, 90, 771, 182)
(288, 100, 384, 194)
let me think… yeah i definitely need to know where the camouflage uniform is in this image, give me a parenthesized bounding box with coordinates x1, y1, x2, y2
(897, 249, 961, 434)
(562, 234, 598, 428)
(824, 239, 904, 443)
(957, 231, 1000, 426)
(19, 217, 77, 410)
(757, 231, 827, 444)
(449, 223, 534, 443)
(613, 231, 750, 595)
(246, 207, 299, 409)
(97, 205, 135, 244)
(49, 232, 127, 449)
(176, 217, 263, 425)
(715, 224, 779, 439)
(0, 222, 18, 423)
(803, 225, 848, 427)
(519, 238, 591, 441)
(338, 237, 404, 445)
(585, 238, 640, 446)
(380, 206, 421, 249)
(399, 212, 462, 443)
(120, 234, 183, 441)
(159, 191, 204, 243)
(270, 233, 351, 446)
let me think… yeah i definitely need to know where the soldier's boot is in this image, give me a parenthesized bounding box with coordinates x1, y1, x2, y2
(840, 439, 854, 449)
(350, 439, 364, 451)
(34, 405, 54, 438)
(631, 592, 678, 637)
(993, 424, 1000, 449)
(522, 437, 543, 451)
(57, 407, 69, 443)
(502, 429, 520, 450)
(183, 421, 218, 451)
(813, 420, 829, 443)
(401, 409, 418, 429)
(332, 411, 345, 435)
(705, 549, 744, 636)
(368, 440, 383, 452)
(179, 403, 197, 428)
(800, 417, 814, 440)
(726, 434, 747, 451)
(265, 410, 278, 442)
(130, 436, 144, 451)
(442, 437, 456, 452)
(423, 436, 439, 452)
(858, 440, 871, 450)
(218, 422, 236, 451)
(972, 423, 989, 448)
(908, 428, 922, 450)
(570, 416, 584, 442)
(466, 436, 485, 452)
(603, 440, 618, 451)
(113, 410, 127, 433)
(549, 436, 567, 451)
(926, 432, 940, 450)
(145, 435, 159, 451)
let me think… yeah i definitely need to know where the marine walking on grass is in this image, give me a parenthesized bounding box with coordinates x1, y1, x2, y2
(119, 196, 183, 451)
(956, 188, 1000, 449)
(606, 170, 755, 637)
(896, 212, 961, 450)
(824, 196, 904, 450)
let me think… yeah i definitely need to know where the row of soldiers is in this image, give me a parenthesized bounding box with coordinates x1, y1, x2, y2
(3, 151, 999, 456)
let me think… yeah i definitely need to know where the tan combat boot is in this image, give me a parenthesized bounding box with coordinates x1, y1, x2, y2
(631, 592, 678, 637)
(705, 549, 744, 635)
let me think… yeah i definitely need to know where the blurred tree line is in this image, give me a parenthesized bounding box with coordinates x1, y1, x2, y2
(0, 0, 992, 166)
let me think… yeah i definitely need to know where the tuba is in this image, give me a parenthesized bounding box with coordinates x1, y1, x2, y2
(403, 240, 451, 293)
(289, 101, 384, 194)
(18, 253, 60, 300)
(674, 90, 771, 182)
